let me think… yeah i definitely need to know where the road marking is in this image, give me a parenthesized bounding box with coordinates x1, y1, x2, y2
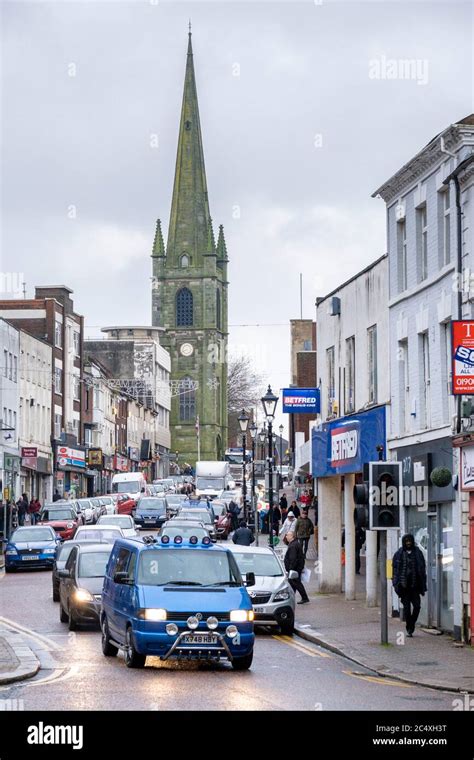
(342, 670, 413, 688)
(272, 634, 331, 658)
(0, 665, 78, 691)
(0, 616, 62, 652)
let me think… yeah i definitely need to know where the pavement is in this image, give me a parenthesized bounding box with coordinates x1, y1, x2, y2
(274, 485, 474, 694)
(0, 623, 40, 685)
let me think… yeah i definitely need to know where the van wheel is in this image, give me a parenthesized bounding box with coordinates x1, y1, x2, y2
(59, 603, 68, 623)
(231, 651, 253, 671)
(101, 618, 118, 657)
(124, 627, 146, 669)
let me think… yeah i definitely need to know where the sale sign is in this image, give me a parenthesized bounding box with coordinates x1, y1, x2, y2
(452, 321, 474, 395)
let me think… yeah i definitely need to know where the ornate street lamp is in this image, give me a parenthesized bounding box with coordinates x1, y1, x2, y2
(249, 422, 257, 534)
(261, 385, 279, 547)
(238, 409, 249, 520)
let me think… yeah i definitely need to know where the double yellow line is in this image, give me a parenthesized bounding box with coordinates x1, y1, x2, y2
(272, 634, 331, 658)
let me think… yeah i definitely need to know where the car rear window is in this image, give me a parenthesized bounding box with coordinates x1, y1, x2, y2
(78, 551, 112, 578)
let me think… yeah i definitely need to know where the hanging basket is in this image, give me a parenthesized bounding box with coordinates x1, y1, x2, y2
(430, 467, 452, 488)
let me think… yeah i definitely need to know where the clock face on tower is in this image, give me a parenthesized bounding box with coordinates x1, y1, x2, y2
(180, 342, 194, 357)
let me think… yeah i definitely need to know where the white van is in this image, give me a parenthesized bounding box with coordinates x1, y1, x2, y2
(111, 472, 148, 501)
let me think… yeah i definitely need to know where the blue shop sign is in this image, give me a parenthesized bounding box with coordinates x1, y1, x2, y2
(312, 406, 386, 477)
(282, 388, 320, 414)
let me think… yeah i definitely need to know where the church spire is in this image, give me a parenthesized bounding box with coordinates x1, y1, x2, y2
(166, 31, 212, 262)
(216, 224, 228, 265)
(151, 218, 166, 257)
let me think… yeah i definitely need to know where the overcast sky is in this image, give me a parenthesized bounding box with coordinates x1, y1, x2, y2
(1, 0, 473, 432)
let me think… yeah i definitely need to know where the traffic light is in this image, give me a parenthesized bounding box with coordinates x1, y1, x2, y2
(369, 462, 402, 530)
(353, 480, 369, 529)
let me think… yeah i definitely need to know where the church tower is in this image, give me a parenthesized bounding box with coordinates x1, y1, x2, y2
(152, 30, 228, 465)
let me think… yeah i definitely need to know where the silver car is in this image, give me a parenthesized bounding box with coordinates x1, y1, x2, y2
(228, 545, 295, 635)
(96, 514, 138, 538)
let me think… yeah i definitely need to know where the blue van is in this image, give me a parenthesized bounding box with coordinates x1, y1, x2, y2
(101, 535, 256, 670)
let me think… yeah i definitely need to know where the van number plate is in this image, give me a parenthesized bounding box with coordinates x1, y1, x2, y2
(182, 633, 218, 645)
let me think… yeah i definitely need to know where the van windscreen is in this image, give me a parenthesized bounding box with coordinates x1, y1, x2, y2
(113, 481, 140, 494)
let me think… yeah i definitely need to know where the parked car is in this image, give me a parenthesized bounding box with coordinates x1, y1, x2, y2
(58, 542, 114, 630)
(97, 514, 138, 538)
(148, 484, 165, 497)
(73, 525, 124, 543)
(89, 498, 108, 521)
(96, 496, 117, 515)
(5, 526, 61, 572)
(100, 536, 255, 669)
(74, 498, 97, 525)
(211, 500, 233, 539)
(39, 506, 82, 541)
(161, 519, 213, 542)
(43, 501, 84, 525)
(175, 509, 218, 541)
(116, 494, 137, 517)
(134, 497, 168, 530)
(227, 545, 295, 635)
(164, 493, 189, 517)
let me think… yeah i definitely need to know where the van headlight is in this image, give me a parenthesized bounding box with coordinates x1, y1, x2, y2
(274, 588, 291, 601)
(230, 610, 254, 623)
(144, 608, 167, 621)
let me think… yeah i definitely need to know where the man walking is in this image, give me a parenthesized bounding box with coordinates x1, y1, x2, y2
(16, 494, 29, 527)
(284, 532, 310, 604)
(392, 534, 427, 637)
(232, 520, 254, 546)
(294, 509, 314, 558)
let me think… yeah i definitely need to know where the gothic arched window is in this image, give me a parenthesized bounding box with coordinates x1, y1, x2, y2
(179, 376, 196, 421)
(216, 288, 221, 330)
(176, 287, 193, 326)
(180, 254, 190, 268)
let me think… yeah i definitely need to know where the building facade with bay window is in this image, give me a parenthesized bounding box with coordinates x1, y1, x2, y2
(373, 114, 474, 640)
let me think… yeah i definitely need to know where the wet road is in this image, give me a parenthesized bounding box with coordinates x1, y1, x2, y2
(0, 564, 457, 711)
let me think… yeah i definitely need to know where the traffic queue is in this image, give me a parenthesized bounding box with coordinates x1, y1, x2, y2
(2, 473, 297, 672)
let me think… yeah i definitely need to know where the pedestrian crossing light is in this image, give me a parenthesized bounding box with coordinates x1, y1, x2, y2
(369, 461, 402, 530)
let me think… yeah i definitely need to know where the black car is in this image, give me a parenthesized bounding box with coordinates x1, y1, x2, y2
(52, 540, 78, 601)
(133, 497, 168, 530)
(58, 543, 113, 630)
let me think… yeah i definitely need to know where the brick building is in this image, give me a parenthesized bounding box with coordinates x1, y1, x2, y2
(0, 286, 86, 498)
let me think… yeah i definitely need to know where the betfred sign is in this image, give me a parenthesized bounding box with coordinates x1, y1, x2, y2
(452, 320, 474, 395)
(331, 425, 359, 467)
(282, 388, 320, 414)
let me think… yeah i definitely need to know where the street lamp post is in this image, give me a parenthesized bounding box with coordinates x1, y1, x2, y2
(279, 424, 284, 485)
(249, 422, 257, 538)
(261, 385, 279, 548)
(237, 410, 249, 521)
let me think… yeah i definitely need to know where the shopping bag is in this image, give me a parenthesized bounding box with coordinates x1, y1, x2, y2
(301, 568, 311, 583)
(288, 570, 299, 580)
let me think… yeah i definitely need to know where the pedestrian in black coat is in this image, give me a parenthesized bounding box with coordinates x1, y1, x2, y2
(279, 494, 288, 513)
(392, 533, 427, 637)
(16, 494, 28, 526)
(284, 532, 309, 603)
(232, 520, 254, 546)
